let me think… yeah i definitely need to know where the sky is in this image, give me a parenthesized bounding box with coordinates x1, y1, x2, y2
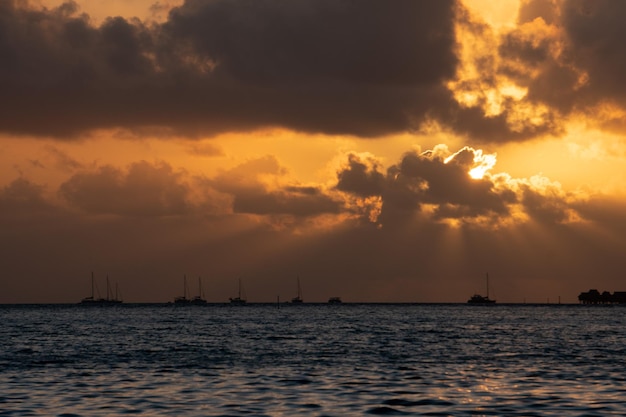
(2, 0, 626, 303)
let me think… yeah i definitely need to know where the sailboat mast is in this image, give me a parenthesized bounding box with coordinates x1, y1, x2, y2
(297, 276, 302, 298)
(91, 271, 94, 299)
(486, 273, 489, 299)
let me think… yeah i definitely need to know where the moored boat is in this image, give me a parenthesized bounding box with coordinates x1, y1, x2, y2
(81, 272, 122, 305)
(174, 275, 190, 304)
(467, 294, 496, 304)
(191, 276, 207, 305)
(229, 278, 247, 305)
(468, 273, 496, 304)
(291, 276, 303, 303)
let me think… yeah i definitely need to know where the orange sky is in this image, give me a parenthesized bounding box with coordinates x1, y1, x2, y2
(2, 0, 626, 303)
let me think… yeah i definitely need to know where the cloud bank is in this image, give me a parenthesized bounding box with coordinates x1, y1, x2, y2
(7, 0, 626, 142)
(1, 144, 620, 303)
(0, 0, 458, 138)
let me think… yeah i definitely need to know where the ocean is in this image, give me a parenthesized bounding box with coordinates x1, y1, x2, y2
(1, 303, 625, 416)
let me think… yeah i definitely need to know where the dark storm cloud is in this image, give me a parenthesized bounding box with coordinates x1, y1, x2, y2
(559, 0, 626, 105)
(397, 149, 515, 212)
(0, 0, 458, 138)
(335, 154, 385, 197)
(334, 149, 520, 225)
(0, 1, 157, 136)
(386, 150, 518, 223)
(163, 0, 454, 86)
(330, 146, 599, 229)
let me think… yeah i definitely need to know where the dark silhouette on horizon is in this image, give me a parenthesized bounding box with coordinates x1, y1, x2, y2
(291, 276, 303, 304)
(467, 273, 496, 304)
(230, 278, 247, 305)
(80, 272, 122, 305)
(578, 289, 626, 304)
(174, 275, 207, 305)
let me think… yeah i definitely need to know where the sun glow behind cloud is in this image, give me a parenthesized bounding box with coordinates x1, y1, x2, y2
(451, 0, 626, 199)
(469, 151, 497, 180)
(443, 146, 497, 180)
(451, 0, 565, 136)
(5, 0, 626, 303)
(462, 0, 520, 30)
(451, 0, 522, 113)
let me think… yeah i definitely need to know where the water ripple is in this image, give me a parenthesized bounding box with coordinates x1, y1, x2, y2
(1, 304, 626, 415)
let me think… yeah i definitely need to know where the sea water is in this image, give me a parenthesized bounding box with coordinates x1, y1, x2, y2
(1, 303, 625, 416)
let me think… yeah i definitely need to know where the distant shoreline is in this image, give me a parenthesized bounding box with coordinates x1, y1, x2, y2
(0, 302, 611, 307)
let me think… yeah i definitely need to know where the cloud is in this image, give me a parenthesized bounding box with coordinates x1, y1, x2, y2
(210, 155, 343, 218)
(233, 187, 342, 217)
(3, 145, 626, 303)
(7, 0, 626, 144)
(335, 153, 386, 198)
(186, 142, 223, 157)
(59, 160, 192, 216)
(6, 143, 589, 229)
(0, 0, 458, 138)
(450, 0, 626, 138)
(163, 0, 456, 86)
(0, 177, 52, 215)
(556, 0, 626, 130)
(332, 145, 590, 229)
(518, 0, 559, 25)
(44, 145, 85, 172)
(440, 4, 565, 142)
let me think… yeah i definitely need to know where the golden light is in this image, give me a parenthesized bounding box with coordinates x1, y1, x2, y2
(450, 0, 554, 132)
(461, 0, 520, 31)
(39, 0, 184, 23)
(442, 146, 497, 180)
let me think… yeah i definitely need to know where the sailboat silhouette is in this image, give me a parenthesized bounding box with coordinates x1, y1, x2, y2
(291, 276, 303, 303)
(468, 273, 496, 304)
(229, 278, 247, 305)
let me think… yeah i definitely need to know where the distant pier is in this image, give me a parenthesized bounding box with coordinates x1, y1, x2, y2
(578, 289, 626, 304)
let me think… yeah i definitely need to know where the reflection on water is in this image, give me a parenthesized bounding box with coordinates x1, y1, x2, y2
(1, 304, 625, 416)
